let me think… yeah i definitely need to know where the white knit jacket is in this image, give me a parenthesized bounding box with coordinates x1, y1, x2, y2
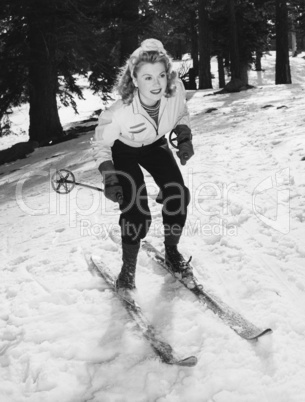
(92, 80, 191, 166)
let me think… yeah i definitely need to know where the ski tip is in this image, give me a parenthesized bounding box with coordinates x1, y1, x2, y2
(257, 328, 273, 338)
(91, 254, 101, 264)
(173, 355, 198, 367)
(247, 328, 273, 341)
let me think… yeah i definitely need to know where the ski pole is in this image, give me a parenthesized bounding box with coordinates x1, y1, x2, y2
(51, 168, 123, 203)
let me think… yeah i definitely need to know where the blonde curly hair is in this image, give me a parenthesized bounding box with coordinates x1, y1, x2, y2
(115, 49, 178, 105)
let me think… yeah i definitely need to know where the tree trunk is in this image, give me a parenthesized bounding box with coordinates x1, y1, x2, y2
(119, 0, 139, 65)
(222, 0, 251, 92)
(255, 50, 262, 71)
(28, 2, 63, 144)
(217, 56, 225, 88)
(226, 0, 241, 82)
(190, 10, 198, 89)
(291, 28, 297, 57)
(240, 62, 249, 85)
(275, 0, 291, 84)
(198, 0, 212, 89)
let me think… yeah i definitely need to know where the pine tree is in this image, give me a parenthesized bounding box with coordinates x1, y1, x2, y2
(27, 0, 63, 143)
(0, 0, 120, 143)
(210, 0, 273, 91)
(118, 0, 140, 64)
(275, 0, 292, 84)
(198, 0, 212, 89)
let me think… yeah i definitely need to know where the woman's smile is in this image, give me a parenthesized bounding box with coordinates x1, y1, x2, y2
(150, 89, 162, 94)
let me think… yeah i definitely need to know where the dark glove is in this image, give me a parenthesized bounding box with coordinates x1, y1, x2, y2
(99, 160, 123, 204)
(174, 124, 194, 165)
(176, 140, 194, 166)
(104, 184, 124, 204)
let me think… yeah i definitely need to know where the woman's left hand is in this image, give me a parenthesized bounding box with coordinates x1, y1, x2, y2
(176, 140, 194, 165)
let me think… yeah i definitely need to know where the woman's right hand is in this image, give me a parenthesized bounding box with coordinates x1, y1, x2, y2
(104, 184, 124, 204)
(99, 160, 123, 204)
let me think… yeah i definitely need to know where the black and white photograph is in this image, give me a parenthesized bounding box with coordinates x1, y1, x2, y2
(1, 1, 305, 401)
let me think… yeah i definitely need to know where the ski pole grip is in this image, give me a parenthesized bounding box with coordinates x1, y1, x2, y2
(116, 192, 124, 205)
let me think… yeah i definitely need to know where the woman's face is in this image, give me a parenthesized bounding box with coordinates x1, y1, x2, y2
(133, 62, 167, 106)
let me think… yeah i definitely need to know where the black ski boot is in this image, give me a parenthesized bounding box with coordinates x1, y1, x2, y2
(165, 245, 193, 285)
(116, 242, 140, 301)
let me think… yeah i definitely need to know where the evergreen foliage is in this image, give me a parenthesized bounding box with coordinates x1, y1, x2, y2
(1, 0, 305, 139)
(0, 0, 120, 139)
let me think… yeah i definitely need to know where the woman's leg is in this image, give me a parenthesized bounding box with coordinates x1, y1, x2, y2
(139, 138, 193, 283)
(111, 141, 153, 293)
(139, 138, 190, 245)
(112, 140, 152, 245)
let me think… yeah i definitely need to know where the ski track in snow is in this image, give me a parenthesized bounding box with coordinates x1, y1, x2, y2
(1, 53, 305, 401)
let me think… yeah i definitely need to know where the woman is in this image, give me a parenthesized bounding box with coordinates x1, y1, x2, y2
(93, 39, 194, 298)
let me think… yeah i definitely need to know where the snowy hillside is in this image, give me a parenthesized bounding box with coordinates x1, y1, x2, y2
(1, 52, 305, 402)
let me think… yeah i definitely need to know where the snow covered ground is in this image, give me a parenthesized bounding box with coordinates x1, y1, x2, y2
(1, 52, 305, 402)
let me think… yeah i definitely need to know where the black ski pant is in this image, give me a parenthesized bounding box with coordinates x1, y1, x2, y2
(111, 136, 190, 245)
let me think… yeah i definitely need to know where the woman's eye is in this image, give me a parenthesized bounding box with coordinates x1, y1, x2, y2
(160, 73, 166, 78)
